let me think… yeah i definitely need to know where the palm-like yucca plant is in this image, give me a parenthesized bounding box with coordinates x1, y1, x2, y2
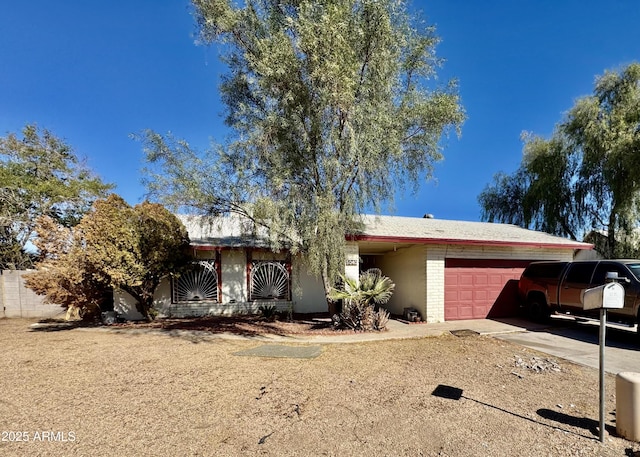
(357, 268, 395, 310)
(327, 268, 395, 331)
(327, 275, 359, 305)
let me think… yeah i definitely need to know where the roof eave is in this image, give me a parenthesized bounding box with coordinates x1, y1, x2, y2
(350, 234, 594, 250)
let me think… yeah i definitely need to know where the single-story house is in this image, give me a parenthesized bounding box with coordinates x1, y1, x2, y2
(114, 214, 592, 322)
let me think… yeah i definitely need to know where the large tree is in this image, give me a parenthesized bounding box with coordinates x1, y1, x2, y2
(141, 0, 464, 302)
(24, 216, 111, 319)
(0, 124, 112, 269)
(80, 195, 192, 320)
(26, 195, 191, 320)
(479, 63, 640, 258)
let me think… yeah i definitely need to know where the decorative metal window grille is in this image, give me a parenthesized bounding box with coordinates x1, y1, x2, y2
(173, 260, 219, 303)
(250, 261, 290, 301)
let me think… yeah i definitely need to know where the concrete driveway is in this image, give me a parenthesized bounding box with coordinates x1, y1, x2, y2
(495, 316, 640, 375)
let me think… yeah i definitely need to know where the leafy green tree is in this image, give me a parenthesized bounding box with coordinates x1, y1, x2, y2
(479, 63, 640, 257)
(26, 195, 191, 320)
(141, 0, 464, 302)
(0, 124, 112, 269)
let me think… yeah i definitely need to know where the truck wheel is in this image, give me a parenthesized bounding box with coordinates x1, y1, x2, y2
(527, 297, 551, 323)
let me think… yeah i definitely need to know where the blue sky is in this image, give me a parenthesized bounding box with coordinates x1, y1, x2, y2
(2, 1, 639, 222)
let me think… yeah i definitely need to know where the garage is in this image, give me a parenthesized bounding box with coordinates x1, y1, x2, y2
(444, 259, 531, 320)
(351, 215, 594, 322)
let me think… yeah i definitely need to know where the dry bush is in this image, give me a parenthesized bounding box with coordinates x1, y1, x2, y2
(373, 308, 390, 330)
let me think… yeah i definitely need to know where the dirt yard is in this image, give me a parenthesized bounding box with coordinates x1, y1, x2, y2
(1, 318, 639, 456)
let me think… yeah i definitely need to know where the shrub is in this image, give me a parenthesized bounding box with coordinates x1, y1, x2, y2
(338, 300, 374, 331)
(373, 308, 390, 331)
(327, 269, 395, 331)
(258, 304, 278, 321)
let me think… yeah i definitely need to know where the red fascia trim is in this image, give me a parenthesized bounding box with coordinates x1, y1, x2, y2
(349, 234, 593, 250)
(191, 245, 279, 252)
(191, 236, 594, 251)
(192, 245, 220, 251)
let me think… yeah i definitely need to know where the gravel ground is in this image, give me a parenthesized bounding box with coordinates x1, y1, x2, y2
(1, 318, 639, 456)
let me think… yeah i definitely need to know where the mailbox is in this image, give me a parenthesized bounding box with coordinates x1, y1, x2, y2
(581, 282, 625, 310)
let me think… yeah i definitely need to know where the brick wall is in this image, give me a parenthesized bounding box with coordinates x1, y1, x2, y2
(0, 270, 65, 318)
(425, 247, 446, 323)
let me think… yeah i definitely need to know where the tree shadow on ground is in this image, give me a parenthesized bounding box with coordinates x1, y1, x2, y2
(89, 314, 345, 342)
(29, 320, 89, 332)
(147, 315, 335, 336)
(29, 314, 384, 343)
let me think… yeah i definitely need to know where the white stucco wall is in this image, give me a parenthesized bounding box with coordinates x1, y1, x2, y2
(114, 249, 328, 319)
(114, 290, 146, 320)
(221, 250, 247, 303)
(152, 279, 172, 316)
(291, 257, 327, 313)
(376, 245, 427, 318)
(344, 242, 360, 282)
(114, 279, 183, 320)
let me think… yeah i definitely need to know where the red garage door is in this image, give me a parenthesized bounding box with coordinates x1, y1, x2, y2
(444, 259, 530, 320)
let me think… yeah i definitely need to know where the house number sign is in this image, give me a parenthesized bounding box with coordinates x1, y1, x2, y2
(345, 259, 358, 266)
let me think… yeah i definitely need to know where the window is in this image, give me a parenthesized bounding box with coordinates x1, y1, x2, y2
(172, 260, 220, 303)
(249, 260, 291, 301)
(522, 262, 568, 279)
(626, 263, 640, 281)
(564, 262, 596, 284)
(592, 262, 632, 284)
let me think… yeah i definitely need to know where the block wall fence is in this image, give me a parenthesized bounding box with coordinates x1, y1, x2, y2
(0, 270, 65, 319)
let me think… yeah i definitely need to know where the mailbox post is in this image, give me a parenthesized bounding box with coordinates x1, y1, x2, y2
(581, 273, 625, 442)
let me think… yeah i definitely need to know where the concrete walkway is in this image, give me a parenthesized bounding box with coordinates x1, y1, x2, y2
(496, 318, 640, 374)
(216, 317, 640, 374)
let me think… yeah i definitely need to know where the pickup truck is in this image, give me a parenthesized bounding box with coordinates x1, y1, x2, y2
(518, 260, 640, 327)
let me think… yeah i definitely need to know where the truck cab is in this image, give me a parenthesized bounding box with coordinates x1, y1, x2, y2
(557, 261, 598, 311)
(561, 260, 640, 323)
(519, 260, 640, 325)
